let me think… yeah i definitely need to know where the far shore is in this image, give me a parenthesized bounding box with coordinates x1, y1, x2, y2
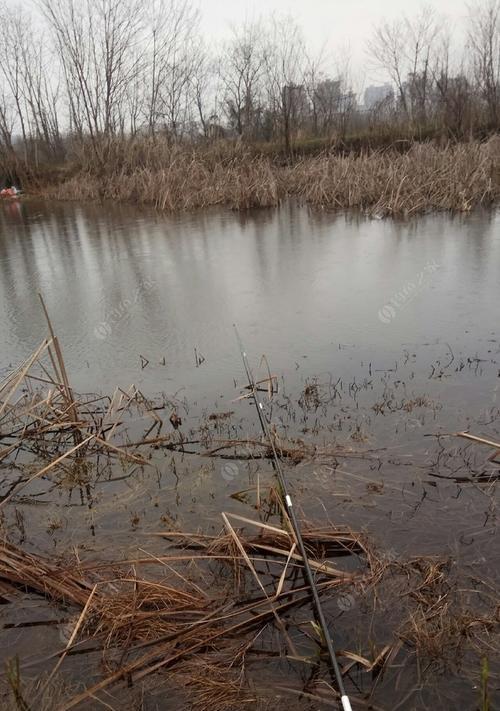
(4, 137, 500, 219)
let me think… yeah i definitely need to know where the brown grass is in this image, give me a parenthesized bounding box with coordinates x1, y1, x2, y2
(285, 140, 500, 216)
(33, 137, 500, 216)
(395, 558, 499, 662)
(0, 516, 370, 710)
(41, 141, 281, 211)
(1, 525, 497, 710)
(1, 326, 499, 708)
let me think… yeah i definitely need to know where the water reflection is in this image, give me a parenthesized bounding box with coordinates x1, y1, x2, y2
(0, 200, 499, 400)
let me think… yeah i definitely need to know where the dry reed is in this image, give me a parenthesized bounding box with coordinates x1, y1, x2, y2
(42, 141, 281, 211)
(1, 523, 497, 710)
(1, 313, 499, 708)
(0, 515, 371, 709)
(0, 307, 171, 505)
(36, 138, 500, 216)
(285, 140, 500, 216)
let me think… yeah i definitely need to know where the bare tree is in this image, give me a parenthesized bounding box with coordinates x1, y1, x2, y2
(0, 4, 63, 164)
(0, 5, 30, 161)
(303, 47, 326, 135)
(143, 0, 200, 137)
(368, 8, 440, 126)
(405, 9, 441, 125)
(368, 19, 409, 117)
(220, 21, 265, 138)
(191, 43, 218, 138)
(467, 0, 500, 129)
(0, 91, 15, 160)
(38, 0, 143, 163)
(264, 16, 307, 154)
(431, 32, 474, 138)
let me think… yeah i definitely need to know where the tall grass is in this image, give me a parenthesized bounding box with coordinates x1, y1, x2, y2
(43, 141, 280, 210)
(286, 141, 500, 216)
(37, 137, 500, 216)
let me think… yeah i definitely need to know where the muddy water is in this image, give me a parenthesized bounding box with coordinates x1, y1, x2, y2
(0, 199, 499, 709)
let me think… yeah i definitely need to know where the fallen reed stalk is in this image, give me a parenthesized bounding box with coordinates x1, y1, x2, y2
(456, 431, 500, 462)
(1, 524, 497, 710)
(0, 514, 372, 709)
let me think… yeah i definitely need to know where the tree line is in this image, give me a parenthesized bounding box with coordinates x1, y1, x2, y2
(1, 0, 500, 171)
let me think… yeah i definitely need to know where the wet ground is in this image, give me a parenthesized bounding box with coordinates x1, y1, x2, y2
(0, 199, 499, 709)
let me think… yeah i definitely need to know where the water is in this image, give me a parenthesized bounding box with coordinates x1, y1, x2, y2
(1, 200, 498, 397)
(0, 198, 499, 708)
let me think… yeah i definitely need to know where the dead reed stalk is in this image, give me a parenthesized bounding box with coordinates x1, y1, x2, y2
(0, 514, 371, 709)
(0, 516, 497, 709)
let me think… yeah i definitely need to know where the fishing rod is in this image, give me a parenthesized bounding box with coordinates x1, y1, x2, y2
(234, 325, 352, 711)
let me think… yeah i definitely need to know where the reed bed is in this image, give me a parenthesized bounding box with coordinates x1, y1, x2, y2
(286, 140, 500, 216)
(37, 138, 500, 216)
(44, 142, 281, 211)
(48, 159, 280, 211)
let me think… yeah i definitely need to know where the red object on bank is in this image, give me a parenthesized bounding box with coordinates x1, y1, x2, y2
(0, 187, 18, 198)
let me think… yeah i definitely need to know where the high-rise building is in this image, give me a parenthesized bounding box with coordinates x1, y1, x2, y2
(364, 84, 394, 110)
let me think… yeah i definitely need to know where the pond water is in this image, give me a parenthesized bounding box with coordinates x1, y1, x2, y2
(0, 198, 499, 709)
(1, 199, 499, 398)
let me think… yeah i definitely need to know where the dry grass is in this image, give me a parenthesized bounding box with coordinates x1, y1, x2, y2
(1, 672, 71, 711)
(0, 515, 371, 710)
(35, 137, 500, 216)
(0, 524, 497, 710)
(1, 322, 499, 708)
(41, 141, 281, 211)
(285, 140, 500, 216)
(396, 557, 499, 663)
(0, 309, 175, 507)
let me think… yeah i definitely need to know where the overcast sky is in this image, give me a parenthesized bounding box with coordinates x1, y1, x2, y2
(200, 0, 469, 89)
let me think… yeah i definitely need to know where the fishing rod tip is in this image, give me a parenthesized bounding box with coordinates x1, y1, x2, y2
(341, 695, 353, 711)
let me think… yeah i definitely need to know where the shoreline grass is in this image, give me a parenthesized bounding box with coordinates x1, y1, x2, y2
(27, 138, 500, 217)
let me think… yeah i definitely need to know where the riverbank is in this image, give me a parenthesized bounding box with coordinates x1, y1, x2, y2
(25, 138, 500, 218)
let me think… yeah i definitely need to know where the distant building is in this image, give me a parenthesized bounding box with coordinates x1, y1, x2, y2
(364, 84, 394, 110)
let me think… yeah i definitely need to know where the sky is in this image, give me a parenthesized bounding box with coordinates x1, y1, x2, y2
(200, 0, 470, 89)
